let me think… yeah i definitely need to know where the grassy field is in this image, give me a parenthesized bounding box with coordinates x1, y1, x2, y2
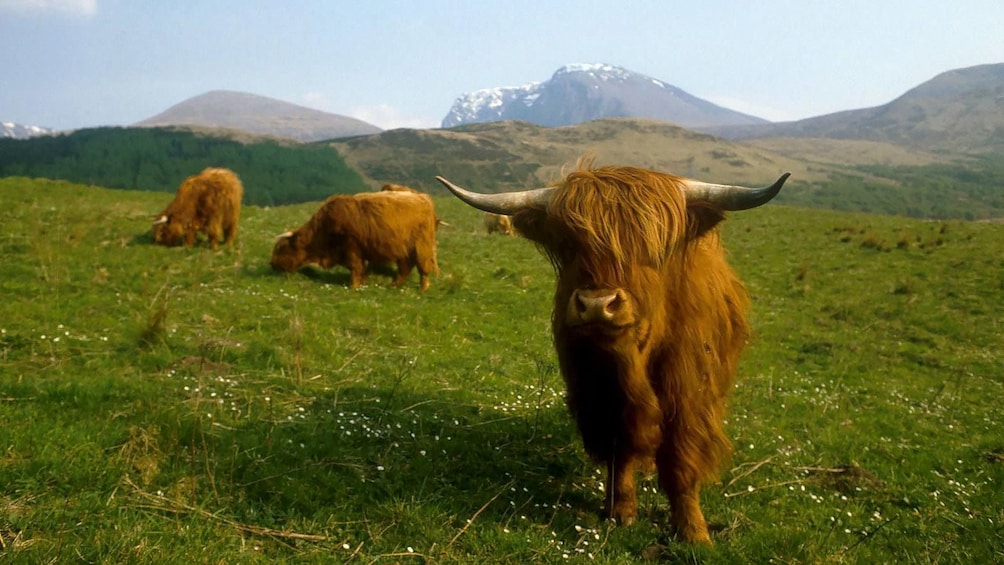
(1, 177, 1001, 563)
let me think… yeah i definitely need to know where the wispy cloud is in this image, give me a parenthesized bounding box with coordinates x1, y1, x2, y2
(704, 95, 796, 123)
(0, 0, 97, 17)
(348, 104, 439, 131)
(298, 91, 437, 130)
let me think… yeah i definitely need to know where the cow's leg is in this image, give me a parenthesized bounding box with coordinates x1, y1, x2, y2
(223, 221, 238, 246)
(607, 354, 661, 525)
(416, 252, 436, 291)
(606, 449, 641, 525)
(209, 222, 225, 250)
(346, 253, 366, 289)
(418, 271, 430, 292)
(656, 451, 712, 544)
(393, 259, 412, 288)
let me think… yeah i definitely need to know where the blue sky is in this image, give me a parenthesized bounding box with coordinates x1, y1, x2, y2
(2, 0, 1003, 131)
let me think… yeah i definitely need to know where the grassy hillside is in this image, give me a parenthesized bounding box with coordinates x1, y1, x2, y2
(4, 120, 1002, 220)
(1, 178, 1002, 563)
(331, 120, 1004, 221)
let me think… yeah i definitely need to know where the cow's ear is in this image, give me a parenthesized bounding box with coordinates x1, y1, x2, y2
(685, 201, 726, 238)
(511, 208, 554, 245)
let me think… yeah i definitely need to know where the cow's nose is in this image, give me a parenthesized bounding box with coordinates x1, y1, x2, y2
(572, 289, 626, 322)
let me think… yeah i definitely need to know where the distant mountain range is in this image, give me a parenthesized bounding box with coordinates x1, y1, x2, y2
(4, 62, 1003, 156)
(133, 90, 382, 142)
(704, 63, 1004, 154)
(442, 63, 768, 129)
(2, 121, 52, 139)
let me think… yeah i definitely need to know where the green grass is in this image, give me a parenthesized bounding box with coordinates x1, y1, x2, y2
(1, 177, 1002, 563)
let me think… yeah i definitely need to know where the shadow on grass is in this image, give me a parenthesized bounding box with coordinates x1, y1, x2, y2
(181, 386, 599, 530)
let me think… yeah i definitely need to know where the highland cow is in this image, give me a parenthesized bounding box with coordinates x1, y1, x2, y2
(483, 212, 515, 236)
(271, 190, 439, 291)
(153, 167, 243, 250)
(437, 163, 789, 543)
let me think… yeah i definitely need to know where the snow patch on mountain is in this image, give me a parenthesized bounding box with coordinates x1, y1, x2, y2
(2, 121, 53, 139)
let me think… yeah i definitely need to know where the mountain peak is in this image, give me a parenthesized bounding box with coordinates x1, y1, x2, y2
(135, 91, 382, 142)
(442, 63, 766, 129)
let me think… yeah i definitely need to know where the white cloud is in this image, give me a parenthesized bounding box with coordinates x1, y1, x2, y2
(297, 93, 437, 130)
(348, 104, 439, 130)
(704, 95, 797, 123)
(298, 92, 333, 113)
(0, 0, 97, 17)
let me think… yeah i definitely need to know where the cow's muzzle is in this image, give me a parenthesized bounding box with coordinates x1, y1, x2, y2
(566, 288, 636, 330)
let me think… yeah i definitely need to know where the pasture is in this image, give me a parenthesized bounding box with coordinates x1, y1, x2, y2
(0, 177, 1001, 563)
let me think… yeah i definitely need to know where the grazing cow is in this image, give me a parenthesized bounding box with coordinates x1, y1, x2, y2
(153, 167, 243, 250)
(437, 163, 789, 544)
(271, 190, 439, 291)
(483, 212, 515, 236)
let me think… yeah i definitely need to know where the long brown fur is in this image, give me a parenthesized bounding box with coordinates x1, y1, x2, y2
(511, 163, 750, 543)
(153, 167, 243, 250)
(270, 191, 439, 291)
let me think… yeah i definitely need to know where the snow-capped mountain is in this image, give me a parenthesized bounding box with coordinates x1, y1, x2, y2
(442, 64, 768, 129)
(2, 121, 53, 139)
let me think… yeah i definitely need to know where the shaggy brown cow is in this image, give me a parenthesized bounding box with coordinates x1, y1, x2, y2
(483, 212, 515, 236)
(437, 163, 789, 544)
(271, 190, 439, 291)
(153, 167, 243, 250)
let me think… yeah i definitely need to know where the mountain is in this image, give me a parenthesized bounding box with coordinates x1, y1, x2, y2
(134, 90, 382, 142)
(705, 63, 1004, 154)
(442, 64, 769, 129)
(2, 121, 52, 139)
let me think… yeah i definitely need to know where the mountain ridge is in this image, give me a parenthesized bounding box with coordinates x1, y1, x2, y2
(442, 63, 769, 129)
(134, 90, 382, 142)
(703, 63, 1004, 154)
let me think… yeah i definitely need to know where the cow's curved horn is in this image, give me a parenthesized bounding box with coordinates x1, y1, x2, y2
(275, 230, 294, 241)
(152, 215, 169, 225)
(682, 172, 790, 211)
(435, 176, 553, 215)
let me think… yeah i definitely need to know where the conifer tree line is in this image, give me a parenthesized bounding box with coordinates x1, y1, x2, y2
(0, 127, 367, 205)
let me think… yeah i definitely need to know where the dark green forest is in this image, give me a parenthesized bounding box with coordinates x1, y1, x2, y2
(0, 127, 367, 205)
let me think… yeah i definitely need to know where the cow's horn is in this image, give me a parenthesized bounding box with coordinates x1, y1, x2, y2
(152, 215, 169, 225)
(275, 230, 294, 240)
(682, 172, 790, 211)
(435, 176, 553, 215)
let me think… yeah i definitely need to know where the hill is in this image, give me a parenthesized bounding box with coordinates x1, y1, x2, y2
(329, 118, 1004, 220)
(442, 63, 768, 129)
(332, 118, 811, 193)
(135, 90, 382, 142)
(705, 63, 1004, 154)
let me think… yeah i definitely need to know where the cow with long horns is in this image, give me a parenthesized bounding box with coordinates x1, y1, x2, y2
(152, 167, 243, 250)
(437, 162, 789, 544)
